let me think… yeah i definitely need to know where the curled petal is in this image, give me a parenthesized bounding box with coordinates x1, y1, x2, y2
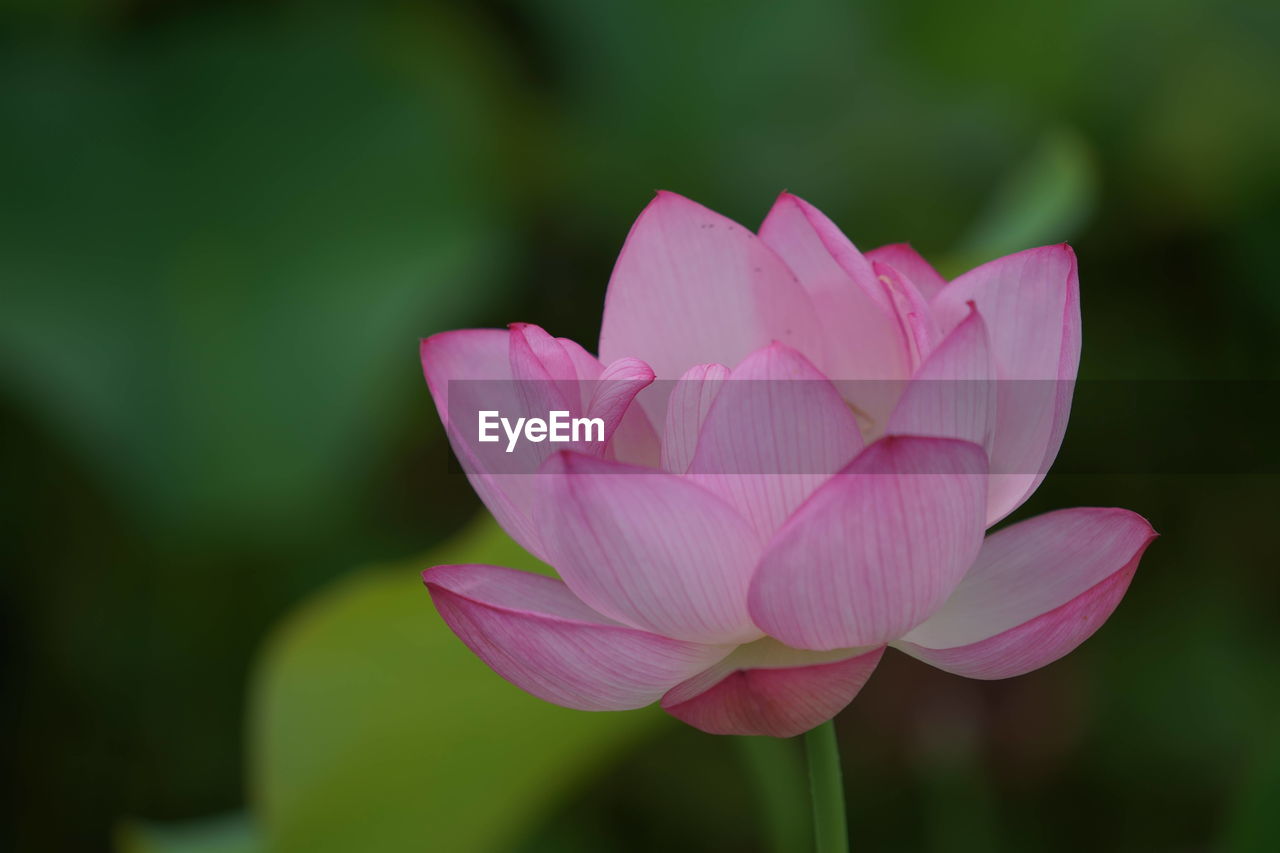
(749, 436, 988, 650)
(588, 357, 655, 426)
(662, 639, 884, 737)
(587, 357, 658, 464)
(424, 564, 731, 710)
(896, 508, 1156, 679)
(536, 452, 766, 644)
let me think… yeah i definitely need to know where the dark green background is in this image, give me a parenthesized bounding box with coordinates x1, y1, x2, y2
(3, 1, 1278, 851)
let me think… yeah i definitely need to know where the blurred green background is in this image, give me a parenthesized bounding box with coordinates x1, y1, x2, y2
(3, 0, 1279, 851)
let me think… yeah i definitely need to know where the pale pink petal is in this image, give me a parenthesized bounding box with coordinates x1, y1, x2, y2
(661, 363, 730, 474)
(758, 193, 910, 387)
(866, 242, 948, 301)
(507, 324, 644, 513)
(558, 336, 606, 383)
(662, 639, 884, 737)
(606, 401, 661, 468)
(598, 191, 822, 427)
(420, 329, 547, 558)
(687, 343, 863, 538)
(506, 335, 658, 466)
(759, 193, 888, 310)
(872, 260, 940, 372)
(424, 564, 731, 711)
(896, 508, 1156, 679)
(509, 322, 585, 413)
(933, 245, 1081, 379)
(749, 437, 988, 650)
(887, 306, 997, 452)
(514, 328, 636, 456)
(536, 452, 766, 645)
(582, 356, 656, 462)
(932, 245, 1081, 523)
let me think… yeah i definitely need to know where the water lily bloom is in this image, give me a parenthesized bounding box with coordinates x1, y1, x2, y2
(419, 191, 1155, 737)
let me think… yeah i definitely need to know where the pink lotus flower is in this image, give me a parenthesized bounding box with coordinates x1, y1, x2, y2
(419, 191, 1155, 738)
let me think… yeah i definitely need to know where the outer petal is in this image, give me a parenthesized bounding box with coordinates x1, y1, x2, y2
(662, 639, 884, 737)
(420, 329, 546, 558)
(749, 437, 988, 650)
(687, 343, 863, 538)
(933, 245, 1080, 378)
(866, 242, 948, 301)
(536, 452, 766, 645)
(661, 363, 730, 474)
(422, 328, 655, 559)
(598, 191, 822, 425)
(758, 193, 909, 385)
(895, 508, 1156, 679)
(887, 306, 997, 453)
(932, 245, 1081, 523)
(424, 564, 731, 710)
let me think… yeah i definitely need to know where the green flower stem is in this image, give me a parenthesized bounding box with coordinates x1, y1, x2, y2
(805, 721, 849, 853)
(736, 736, 810, 853)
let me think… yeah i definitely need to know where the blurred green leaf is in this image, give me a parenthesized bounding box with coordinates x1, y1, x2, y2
(248, 513, 667, 853)
(116, 814, 261, 853)
(1223, 727, 1280, 852)
(0, 6, 516, 546)
(516, 0, 1012, 250)
(951, 128, 1097, 269)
